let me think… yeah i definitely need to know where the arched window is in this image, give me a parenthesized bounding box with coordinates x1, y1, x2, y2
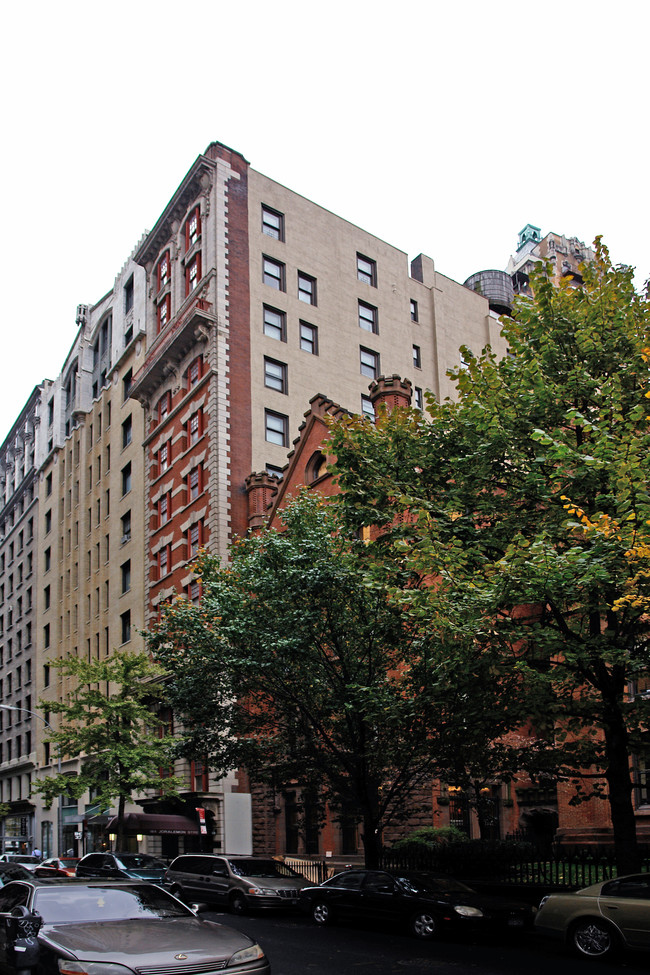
(306, 450, 328, 484)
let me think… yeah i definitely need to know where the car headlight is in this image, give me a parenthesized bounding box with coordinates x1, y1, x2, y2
(453, 905, 484, 918)
(59, 963, 133, 975)
(247, 886, 278, 896)
(228, 944, 265, 966)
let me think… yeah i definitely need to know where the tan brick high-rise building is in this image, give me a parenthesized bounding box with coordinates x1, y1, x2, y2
(1, 140, 512, 859)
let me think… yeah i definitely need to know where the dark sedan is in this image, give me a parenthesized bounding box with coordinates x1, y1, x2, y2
(76, 852, 167, 882)
(300, 869, 535, 939)
(0, 879, 270, 974)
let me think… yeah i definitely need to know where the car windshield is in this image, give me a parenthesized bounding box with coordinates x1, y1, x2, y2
(9, 857, 39, 864)
(396, 873, 475, 896)
(0, 865, 31, 884)
(114, 855, 165, 870)
(228, 859, 301, 879)
(58, 859, 78, 868)
(34, 885, 191, 923)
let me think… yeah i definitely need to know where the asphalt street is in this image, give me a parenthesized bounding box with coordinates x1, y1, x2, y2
(203, 908, 650, 975)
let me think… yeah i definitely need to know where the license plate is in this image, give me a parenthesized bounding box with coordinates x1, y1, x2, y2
(507, 918, 524, 927)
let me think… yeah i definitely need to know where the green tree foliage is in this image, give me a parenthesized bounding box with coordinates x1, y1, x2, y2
(150, 492, 497, 868)
(330, 241, 650, 873)
(32, 651, 180, 849)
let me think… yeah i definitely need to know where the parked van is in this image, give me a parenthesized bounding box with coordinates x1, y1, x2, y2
(166, 854, 306, 913)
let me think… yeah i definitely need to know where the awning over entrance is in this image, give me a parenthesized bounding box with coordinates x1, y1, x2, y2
(106, 813, 200, 836)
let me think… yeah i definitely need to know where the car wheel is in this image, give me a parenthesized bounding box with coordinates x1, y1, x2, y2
(571, 918, 618, 959)
(410, 911, 438, 940)
(312, 900, 333, 926)
(230, 892, 247, 915)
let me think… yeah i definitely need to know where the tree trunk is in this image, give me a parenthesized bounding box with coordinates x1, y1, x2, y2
(603, 697, 640, 874)
(361, 813, 381, 868)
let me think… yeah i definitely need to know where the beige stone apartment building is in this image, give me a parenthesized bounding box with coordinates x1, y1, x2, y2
(1, 139, 511, 859)
(506, 223, 595, 295)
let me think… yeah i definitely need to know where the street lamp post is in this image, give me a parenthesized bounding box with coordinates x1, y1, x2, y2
(0, 705, 62, 856)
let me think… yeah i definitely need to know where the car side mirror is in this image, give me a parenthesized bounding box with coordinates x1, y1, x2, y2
(189, 902, 210, 914)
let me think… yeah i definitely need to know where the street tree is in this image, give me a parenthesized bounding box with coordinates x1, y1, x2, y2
(148, 492, 525, 866)
(33, 651, 180, 850)
(330, 241, 650, 873)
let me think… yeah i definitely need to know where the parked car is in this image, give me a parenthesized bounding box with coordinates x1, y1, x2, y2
(300, 869, 536, 940)
(0, 878, 270, 974)
(166, 854, 307, 913)
(535, 871, 650, 959)
(40, 857, 80, 876)
(76, 852, 167, 881)
(0, 863, 35, 887)
(0, 855, 42, 871)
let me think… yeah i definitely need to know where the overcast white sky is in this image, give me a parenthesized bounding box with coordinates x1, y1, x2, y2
(1, 0, 647, 440)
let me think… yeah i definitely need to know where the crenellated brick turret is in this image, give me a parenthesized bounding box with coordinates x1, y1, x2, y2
(368, 374, 413, 415)
(245, 471, 281, 532)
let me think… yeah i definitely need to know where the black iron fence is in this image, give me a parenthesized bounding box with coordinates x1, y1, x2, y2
(284, 844, 650, 892)
(379, 843, 650, 890)
(283, 856, 332, 885)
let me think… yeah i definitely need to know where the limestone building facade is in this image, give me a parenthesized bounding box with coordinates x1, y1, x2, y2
(1, 139, 511, 858)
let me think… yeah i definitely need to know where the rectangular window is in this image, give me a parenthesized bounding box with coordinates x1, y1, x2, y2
(45, 510, 52, 534)
(414, 386, 423, 410)
(157, 293, 171, 332)
(45, 473, 53, 496)
(265, 410, 289, 447)
(361, 395, 375, 421)
(188, 522, 202, 559)
(187, 356, 202, 388)
(121, 511, 131, 543)
(413, 344, 422, 369)
(188, 466, 201, 501)
(300, 321, 318, 355)
(185, 206, 201, 249)
(158, 492, 170, 526)
(159, 441, 170, 474)
(157, 391, 171, 423)
(189, 581, 200, 605)
(263, 305, 286, 342)
(298, 271, 317, 305)
(357, 254, 377, 286)
(264, 357, 288, 394)
(263, 257, 285, 291)
(156, 251, 170, 291)
(360, 347, 380, 379)
(358, 300, 378, 333)
(262, 205, 284, 241)
(121, 462, 132, 496)
(121, 560, 131, 594)
(123, 369, 133, 401)
(120, 610, 131, 644)
(410, 299, 419, 322)
(124, 276, 134, 314)
(185, 252, 202, 296)
(158, 546, 169, 578)
(122, 415, 132, 448)
(189, 411, 201, 445)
